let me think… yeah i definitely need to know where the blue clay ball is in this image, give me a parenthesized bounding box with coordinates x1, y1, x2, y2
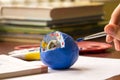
(40, 31, 79, 70)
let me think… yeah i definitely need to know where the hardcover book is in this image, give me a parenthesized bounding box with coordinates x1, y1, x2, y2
(0, 55, 48, 79)
(1, 2, 104, 21)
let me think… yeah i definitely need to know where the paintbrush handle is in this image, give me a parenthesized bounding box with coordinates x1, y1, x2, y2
(77, 31, 106, 42)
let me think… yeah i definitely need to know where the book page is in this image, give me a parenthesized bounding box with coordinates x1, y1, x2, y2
(6, 56, 120, 80)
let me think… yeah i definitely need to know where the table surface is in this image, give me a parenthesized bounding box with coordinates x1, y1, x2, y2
(0, 37, 120, 80)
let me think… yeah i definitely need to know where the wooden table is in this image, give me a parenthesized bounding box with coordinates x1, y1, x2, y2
(0, 37, 120, 80)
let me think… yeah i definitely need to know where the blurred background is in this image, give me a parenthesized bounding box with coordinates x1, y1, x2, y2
(0, 0, 120, 43)
(0, 0, 119, 20)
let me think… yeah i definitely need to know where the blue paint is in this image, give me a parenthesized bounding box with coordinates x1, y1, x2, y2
(40, 31, 79, 70)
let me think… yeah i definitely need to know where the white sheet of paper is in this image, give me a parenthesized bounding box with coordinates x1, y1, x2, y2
(7, 56, 120, 80)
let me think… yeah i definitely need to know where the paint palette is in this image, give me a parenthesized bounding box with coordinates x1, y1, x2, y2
(77, 41, 112, 53)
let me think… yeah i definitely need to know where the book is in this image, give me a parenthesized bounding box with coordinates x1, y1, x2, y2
(0, 25, 54, 34)
(0, 55, 48, 79)
(91, 0, 113, 2)
(0, 33, 44, 43)
(0, 6, 2, 19)
(0, 2, 104, 21)
(0, 20, 106, 43)
(0, 25, 54, 43)
(1, 14, 103, 27)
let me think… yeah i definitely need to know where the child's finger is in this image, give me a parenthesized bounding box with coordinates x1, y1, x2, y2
(114, 39, 120, 51)
(106, 35, 113, 43)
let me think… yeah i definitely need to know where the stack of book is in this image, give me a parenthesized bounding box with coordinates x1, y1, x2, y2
(0, 2, 104, 27)
(0, 2, 105, 43)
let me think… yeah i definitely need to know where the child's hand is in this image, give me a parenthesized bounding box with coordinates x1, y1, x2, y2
(104, 4, 120, 51)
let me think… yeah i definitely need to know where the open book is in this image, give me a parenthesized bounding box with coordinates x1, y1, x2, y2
(0, 55, 48, 79)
